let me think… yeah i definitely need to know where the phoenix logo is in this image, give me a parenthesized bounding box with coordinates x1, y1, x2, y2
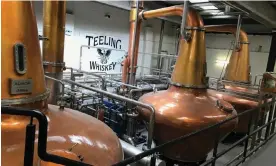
(97, 48, 112, 64)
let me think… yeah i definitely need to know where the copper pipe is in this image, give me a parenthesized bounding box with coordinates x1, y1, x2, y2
(42, 1, 66, 104)
(122, 1, 143, 84)
(122, 58, 129, 87)
(130, 19, 142, 84)
(205, 25, 250, 83)
(43, 1, 66, 73)
(140, 6, 204, 27)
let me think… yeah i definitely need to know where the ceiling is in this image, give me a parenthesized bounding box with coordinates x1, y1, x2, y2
(145, 0, 276, 34)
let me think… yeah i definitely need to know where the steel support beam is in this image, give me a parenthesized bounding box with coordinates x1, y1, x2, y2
(224, 1, 276, 28)
(266, 30, 276, 72)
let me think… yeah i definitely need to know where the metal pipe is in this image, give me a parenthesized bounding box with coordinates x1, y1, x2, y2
(157, 20, 165, 69)
(123, 135, 136, 146)
(44, 75, 65, 109)
(70, 68, 75, 90)
(67, 67, 106, 102)
(62, 79, 155, 149)
(67, 67, 105, 83)
(140, 6, 204, 27)
(235, 14, 242, 49)
(76, 70, 139, 89)
(106, 79, 140, 89)
(129, 0, 142, 85)
(135, 65, 172, 75)
(42, 1, 66, 105)
(129, 88, 152, 99)
(119, 139, 165, 166)
(266, 30, 276, 72)
(122, 58, 129, 87)
(180, 0, 190, 41)
(129, 86, 168, 99)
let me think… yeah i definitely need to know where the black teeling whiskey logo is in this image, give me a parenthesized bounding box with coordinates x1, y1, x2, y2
(86, 35, 123, 71)
(97, 48, 111, 64)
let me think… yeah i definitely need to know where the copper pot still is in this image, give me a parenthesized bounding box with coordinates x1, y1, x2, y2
(138, 8, 238, 163)
(1, 1, 123, 166)
(205, 25, 263, 133)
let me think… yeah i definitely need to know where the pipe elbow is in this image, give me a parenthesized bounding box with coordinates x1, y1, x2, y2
(187, 9, 204, 27)
(239, 30, 249, 43)
(170, 7, 204, 27)
(139, 6, 204, 27)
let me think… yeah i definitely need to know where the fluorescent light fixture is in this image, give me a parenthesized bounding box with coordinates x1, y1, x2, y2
(210, 12, 224, 15)
(189, 0, 209, 3)
(200, 5, 218, 10)
(210, 15, 234, 19)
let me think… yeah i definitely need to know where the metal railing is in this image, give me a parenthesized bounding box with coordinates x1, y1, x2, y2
(113, 93, 276, 166)
(3, 90, 276, 166)
(61, 79, 156, 150)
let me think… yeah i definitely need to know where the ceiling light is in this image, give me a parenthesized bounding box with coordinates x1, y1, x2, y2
(189, 0, 209, 3)
(200, 5, 218, 10)
(210, 12, 224, 15)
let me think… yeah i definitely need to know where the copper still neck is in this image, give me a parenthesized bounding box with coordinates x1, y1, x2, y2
(171, 9, 206, 88)
(123, 6, 207, 88)
(1, 1, 48, 111)
(141, 6, 206, 87)
(205, 25, 250, 83)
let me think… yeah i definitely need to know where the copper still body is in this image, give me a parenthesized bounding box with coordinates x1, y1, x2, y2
(138, 8, 238, 162)
(1, 1, 123, 166)
(205, 25, 261, 133)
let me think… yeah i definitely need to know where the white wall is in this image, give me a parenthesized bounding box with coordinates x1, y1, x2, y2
(33, 1, 273, 82)
(33, 1, 177, 75)
(205, 33, 272, 82)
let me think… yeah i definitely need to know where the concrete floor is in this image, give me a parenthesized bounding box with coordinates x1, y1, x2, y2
(131, 133, 276, 166)
(243, 136, 276, 166)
